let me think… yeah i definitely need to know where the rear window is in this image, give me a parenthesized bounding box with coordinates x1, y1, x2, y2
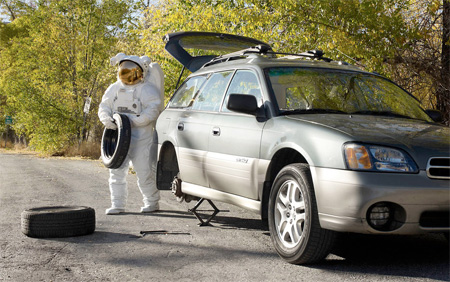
(191, 71, 233, 112)
(168, 75, 207, 108)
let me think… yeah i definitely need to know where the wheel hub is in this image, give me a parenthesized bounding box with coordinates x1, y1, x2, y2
(171, 176, 196, 203)
(171, 176, 185, 202)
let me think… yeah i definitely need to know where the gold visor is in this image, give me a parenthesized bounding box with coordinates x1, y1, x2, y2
(118, 61, 143, 85)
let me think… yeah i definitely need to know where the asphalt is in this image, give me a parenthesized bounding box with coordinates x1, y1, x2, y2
(1, 151, 449, 281)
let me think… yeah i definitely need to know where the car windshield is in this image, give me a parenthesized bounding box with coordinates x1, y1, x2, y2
(267, 67, 432, 121)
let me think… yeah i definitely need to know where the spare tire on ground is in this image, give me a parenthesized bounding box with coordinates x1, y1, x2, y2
(101, 113, 131, 169)
(21, 206, 96, 238)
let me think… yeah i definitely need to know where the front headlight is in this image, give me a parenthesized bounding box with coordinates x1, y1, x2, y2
(344, 143, 418, 173)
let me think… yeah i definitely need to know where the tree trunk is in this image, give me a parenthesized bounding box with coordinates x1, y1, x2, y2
(437, 0, 450, 125)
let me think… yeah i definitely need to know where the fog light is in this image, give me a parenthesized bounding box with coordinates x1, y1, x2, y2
(367, 202, 406, 231)
(369, 205, 391, 226)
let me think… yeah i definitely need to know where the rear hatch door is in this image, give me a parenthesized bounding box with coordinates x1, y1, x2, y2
(163, 31, 272, 72)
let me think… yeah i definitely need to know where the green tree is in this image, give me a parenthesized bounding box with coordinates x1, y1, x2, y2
(140, 0, 413, 92)
(0, 0, 36, 21)
(0, 0, 136, 153)
(141, 0, 448, 123)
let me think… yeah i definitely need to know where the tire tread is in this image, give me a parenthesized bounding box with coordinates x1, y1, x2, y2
(268, 163, 336, 264)
(21, 206, 96, 238)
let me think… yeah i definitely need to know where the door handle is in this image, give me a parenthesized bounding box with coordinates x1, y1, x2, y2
(178, 122, 184, 131)
(212, 127, 220, 136)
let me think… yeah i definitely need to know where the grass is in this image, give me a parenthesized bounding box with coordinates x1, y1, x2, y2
(0, 139, 101, 160)
(63, 142, 101, 159)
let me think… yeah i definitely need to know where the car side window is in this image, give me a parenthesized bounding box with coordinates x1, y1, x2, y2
(222, 70, 262, 112)
(168, 76, 207, 108)
(191, 71, 233, 112)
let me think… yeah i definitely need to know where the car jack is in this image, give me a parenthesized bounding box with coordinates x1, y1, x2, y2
(189, 198, 220, 226)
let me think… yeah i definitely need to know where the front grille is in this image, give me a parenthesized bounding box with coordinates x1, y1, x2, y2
(426, 157, 450, 179)
(419, 211, 450, 228)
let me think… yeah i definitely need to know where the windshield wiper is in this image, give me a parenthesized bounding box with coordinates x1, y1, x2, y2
(281, 109, 348, 115)
(350, 111, 413, 119)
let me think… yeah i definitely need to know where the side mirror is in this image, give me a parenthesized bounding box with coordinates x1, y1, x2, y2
(425, 110, 443, 123)
(227, 94, 260, 116)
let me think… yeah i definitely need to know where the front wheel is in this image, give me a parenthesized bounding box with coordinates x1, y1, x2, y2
(268, 163, 336, 264)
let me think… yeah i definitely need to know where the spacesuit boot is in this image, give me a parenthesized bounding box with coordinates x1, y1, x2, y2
(139, 184, 160, 213)
(105, 207, 125, 215)
(140, 203, 159, 213)
(106, 158, 130, 215)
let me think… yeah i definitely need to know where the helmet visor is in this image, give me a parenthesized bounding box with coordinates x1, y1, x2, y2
(118, 61, 143, 85)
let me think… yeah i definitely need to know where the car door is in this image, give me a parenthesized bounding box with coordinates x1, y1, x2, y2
(158, 75, 207, 186)
(176, 71, 233, 187)
(206, 70, 266, 200)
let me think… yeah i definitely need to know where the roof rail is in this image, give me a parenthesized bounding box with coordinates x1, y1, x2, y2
(220, 44, 272, 58)
(203, 45, 273, 67)
(273, 50, 333, 62)
(203, 47, 334, 69)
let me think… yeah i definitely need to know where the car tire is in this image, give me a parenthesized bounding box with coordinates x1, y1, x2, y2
(268, 163, 336, 264)
(101, 113, 131, 169)
(21, 206, 96, 238)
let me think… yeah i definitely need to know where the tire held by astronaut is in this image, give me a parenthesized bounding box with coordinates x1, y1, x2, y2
(101, 113, 131, 169)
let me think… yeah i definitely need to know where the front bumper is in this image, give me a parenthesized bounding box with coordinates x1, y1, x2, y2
(312, 167, 450, 234)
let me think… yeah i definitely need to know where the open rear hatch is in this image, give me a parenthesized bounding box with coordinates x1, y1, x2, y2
(163, 31, 272, 72)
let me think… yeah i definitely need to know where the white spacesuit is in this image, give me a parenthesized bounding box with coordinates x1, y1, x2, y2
(98, 53, 164, 215)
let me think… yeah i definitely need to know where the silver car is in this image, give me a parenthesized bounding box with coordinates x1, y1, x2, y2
(155, 32, 450, 264)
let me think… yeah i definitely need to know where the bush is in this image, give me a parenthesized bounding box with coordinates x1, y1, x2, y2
(63, 141, 101, 159)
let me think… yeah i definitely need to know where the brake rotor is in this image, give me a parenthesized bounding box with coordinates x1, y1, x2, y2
(171, 175, 185, 203)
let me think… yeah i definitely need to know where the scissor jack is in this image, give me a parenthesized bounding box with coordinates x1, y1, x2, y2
(189, 198, 221, 226)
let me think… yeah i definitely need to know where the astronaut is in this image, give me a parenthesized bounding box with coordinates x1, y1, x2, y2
(98, 53, 164, 215)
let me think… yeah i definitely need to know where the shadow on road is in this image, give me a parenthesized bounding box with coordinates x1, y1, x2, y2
(129, 208, 269, 231)
(207, 214, 268, 231)
(317, 233, 449, 281)
(121, 209, 194, 220)
(40, 231, 144, 243)
(35, 208, 449, 281)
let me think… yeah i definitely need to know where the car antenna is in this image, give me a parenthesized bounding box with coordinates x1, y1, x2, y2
(335, 49, 367, 68)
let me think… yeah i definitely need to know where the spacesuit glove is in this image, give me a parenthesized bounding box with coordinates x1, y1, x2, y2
(104, 117, 117, 130)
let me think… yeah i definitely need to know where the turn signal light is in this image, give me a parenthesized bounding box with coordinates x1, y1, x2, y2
(345, 145, 372, 169)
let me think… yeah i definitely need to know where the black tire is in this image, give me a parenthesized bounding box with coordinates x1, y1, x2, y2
(268, 163, 336, 264)
(21, 206, 96, 238)
(101, 113, 131, 169)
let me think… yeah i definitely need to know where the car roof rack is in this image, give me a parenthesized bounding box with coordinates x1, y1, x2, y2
(203, 47, 333, 68)
(273, 50, 333, 62)
(203, 44, 273, 67)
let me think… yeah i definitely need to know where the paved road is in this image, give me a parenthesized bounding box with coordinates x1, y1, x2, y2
(0, 151, 449, 281)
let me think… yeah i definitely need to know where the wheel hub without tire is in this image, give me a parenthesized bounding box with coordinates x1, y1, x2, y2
(171, 175, 185, 202)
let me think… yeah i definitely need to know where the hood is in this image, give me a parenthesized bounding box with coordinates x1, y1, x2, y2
(288, 114, 450, 166)
(163, 31, 272, 72)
